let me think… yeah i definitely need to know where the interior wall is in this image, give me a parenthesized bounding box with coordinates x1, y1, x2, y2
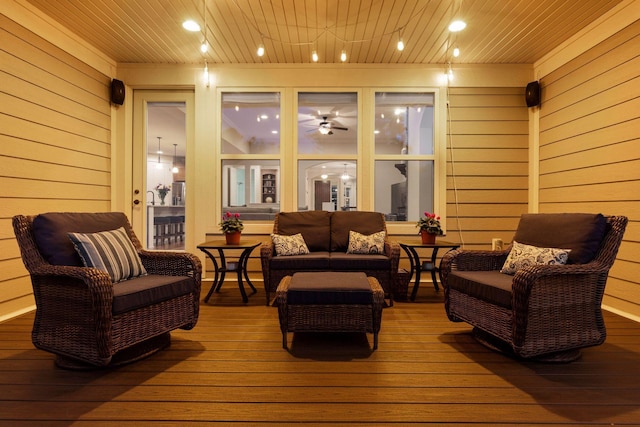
(0, 14, 112, 320)
(537, 19, 640, 318)
(445, 87, 530, 249)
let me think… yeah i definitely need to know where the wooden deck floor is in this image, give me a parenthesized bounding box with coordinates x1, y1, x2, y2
(1, 284, 640, 426)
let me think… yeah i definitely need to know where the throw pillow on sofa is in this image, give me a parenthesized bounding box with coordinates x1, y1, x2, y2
(68, 227, 147, 283)
(346, 230, 386, 254)
(500, 240, 571, 275)
(271, 233, 310, 256)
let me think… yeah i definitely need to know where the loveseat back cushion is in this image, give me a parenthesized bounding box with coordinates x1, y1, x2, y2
(448, 270, 514, 309)
(330, 211, 386, 252)
(513, 213, 607, 264)
(112, 274, 194, 315)
(275, 211, 331, 252)
(33, 212, 130, 266)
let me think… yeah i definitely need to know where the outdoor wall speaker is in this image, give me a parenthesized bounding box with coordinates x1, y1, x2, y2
(110, 79, 125, 105)
(525, 81, 541, 107)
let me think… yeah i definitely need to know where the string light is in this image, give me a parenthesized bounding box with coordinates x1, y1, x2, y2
(312, 50, 319, 62)
(257, 43, 265, 57)
(340, 50, 347, 62)
(397, 29, 405, 51)
(453, 47, 460, 57)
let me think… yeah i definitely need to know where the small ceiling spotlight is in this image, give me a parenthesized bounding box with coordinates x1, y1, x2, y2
(448, 20, 467, 32)
(182, 20, 200, 32)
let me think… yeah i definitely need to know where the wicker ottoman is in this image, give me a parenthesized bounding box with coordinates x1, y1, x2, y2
(275, 272, 384, 350)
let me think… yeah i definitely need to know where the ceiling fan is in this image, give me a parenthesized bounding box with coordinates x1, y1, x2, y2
(313, 116, 349, 135)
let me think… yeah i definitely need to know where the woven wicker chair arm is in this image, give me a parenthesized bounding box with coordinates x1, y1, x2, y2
(138, 250, 202, 277)
(260, 242, 275, 259)
(443, 249, 510, 272)
(30, 264, 113, 294)
(512, 262, 607, 297)
(385, 240, 401, 271)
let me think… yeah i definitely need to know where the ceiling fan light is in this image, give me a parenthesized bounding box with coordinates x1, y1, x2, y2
(448, 20, 466, 32)
(182, 20, 200, 32)
(319, 127, 330, 135)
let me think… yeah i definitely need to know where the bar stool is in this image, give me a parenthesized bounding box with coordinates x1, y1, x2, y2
(154, 217, 171, 247)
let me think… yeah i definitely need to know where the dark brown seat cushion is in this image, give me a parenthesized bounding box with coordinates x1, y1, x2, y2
(276, 211, 331, 252)
(328, 252, 391, 270)
(32, 212, 129, 266)
(513, 213, 607, 264)
(112, 274, 195, 315)
(269, 251, 331, 270)
(287, 272, 373, 305)
(448, 270, 514, 308)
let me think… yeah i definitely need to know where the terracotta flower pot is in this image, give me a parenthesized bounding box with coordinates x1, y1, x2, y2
(421, 230, 436, 244)
(225, 231, 241, 245)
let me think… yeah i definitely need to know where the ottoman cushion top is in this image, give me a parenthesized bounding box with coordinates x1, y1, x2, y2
(288, 272, 372, 305)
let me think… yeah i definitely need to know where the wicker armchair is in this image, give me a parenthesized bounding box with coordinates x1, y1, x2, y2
(12, 212, 202, 368)
(441, 214, 627, 362)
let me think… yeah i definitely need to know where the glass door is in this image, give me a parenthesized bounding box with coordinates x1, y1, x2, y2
(132, 90, 194, 250)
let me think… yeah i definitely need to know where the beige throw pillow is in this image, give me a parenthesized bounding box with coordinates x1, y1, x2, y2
(346, 230, 386, 254)
(271, 233, 310, 256)
(500, 240, 571, 275)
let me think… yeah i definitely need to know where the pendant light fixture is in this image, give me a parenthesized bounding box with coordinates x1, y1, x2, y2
(172, 144, 179, 174)
(156, 137, 163, 169)
(341, 164, 349, 180)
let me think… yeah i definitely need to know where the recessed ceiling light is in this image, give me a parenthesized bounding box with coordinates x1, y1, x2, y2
(448, 20, 466, 32)
(182, 20, 200, 32)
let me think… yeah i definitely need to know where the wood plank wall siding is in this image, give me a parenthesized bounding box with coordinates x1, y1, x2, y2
(539, 19, 640, 318)
(445, 87, 530, 250)
(0, 16, 112, 317)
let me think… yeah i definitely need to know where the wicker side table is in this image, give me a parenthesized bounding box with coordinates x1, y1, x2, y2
(275, 272, 384, 350)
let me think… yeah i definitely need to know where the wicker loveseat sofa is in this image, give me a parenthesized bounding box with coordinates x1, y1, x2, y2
(440, 213, 627, 362)
(12, 212, 202, 368)
(260, 211, 400, 305)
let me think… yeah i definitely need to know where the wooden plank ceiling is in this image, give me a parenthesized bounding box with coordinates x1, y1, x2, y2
(24, 0, 624, 65)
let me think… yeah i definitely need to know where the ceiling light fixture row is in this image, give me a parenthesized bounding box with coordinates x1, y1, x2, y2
(182, 2, 466, 64)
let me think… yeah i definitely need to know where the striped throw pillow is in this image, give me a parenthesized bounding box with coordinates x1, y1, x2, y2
(68, 227, 147, 283)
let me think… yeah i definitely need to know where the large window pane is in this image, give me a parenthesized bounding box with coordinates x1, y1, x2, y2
(221, 92, 280, 154)
(222, 160, 280, 220)
(374, 160, 434, 222)
(298, 92, 357, 154)
(298, 161, 357, 211)
(375, 93, 434, 155)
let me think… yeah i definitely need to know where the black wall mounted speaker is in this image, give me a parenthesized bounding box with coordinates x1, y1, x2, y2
(525, 81, 541, 107)
(110, 79, 125, 105)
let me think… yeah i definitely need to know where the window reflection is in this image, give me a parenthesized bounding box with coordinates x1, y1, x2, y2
(221, 160, 280, 220)
(298, 161, 356, 211)
(374, 93, 434, 155)
(375, 160, 434, 222)
(221, 92, 280, 154)
(298, 92, 357, 155)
